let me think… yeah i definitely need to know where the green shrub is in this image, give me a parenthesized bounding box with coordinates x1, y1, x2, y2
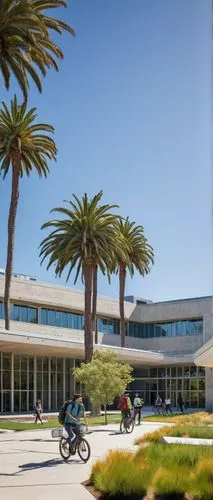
(90, 449, 149, 497)
(90, 444, 213, 498)
(188, 458, 213, 500)
(152, 465, 188, 497)
(135, 424, 213, 445)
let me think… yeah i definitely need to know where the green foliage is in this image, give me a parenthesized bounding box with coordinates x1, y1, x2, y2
(73, 350, 133, 406)
(40, 191, 124, 282)
(0, 0, 75, 98)
(144, 411, 213, 424)
(90, 443, 213, 499)
(135, 423, 213, 445)
(0, 96, 57, 178)
(114, 217, 154, 276)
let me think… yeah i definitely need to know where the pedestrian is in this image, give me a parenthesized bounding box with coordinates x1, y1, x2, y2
(34, 400, 43, 424)
(155, 395, 162, 415)
(177, 394, 184, 413)
(133, 393, 142, 425)
(164, 396, 172, 414)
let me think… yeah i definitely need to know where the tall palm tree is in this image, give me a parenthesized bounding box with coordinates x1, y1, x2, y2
(114, 218, 154, 348)
(0, 95, 57, 330)
(40, 191, 123, 363)
(0, 0, 75, 99)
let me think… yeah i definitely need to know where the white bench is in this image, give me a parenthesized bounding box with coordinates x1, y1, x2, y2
(161, 436, 213, 446)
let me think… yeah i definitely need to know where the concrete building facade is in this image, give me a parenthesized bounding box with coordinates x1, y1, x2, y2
(0, 271, 212, 413)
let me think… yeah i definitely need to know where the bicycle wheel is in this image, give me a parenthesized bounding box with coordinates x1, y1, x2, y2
(120, 418, 126, 433)
(59, 437, 70, 460)
(125, 418, 134, 434)
(77, 437, 91, 463)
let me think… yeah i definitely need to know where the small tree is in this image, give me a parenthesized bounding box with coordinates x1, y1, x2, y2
(73, 350, 134, 424)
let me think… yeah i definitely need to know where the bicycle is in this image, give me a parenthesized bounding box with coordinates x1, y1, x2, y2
(59, 425, 91, 463)
(120, 413, 134, 434)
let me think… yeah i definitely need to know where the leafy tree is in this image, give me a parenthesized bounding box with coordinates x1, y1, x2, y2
(0, 95, 57, 330)
(114, 218, 154, 347)
(73, 350, 134, 424)
(0, 0, 75, 99)
(40, 191, 124, 363)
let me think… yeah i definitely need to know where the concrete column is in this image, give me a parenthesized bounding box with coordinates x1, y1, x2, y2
(33, 356, 37, 405)
(63, 359, 66, 402)
(26, 357, 29, 412)
(48, 358, 51, 410)
(71, 359, 75, 395)
(0, 353, 2, 413)
(205, 368, 213, 411)
(11, 353, 14, 413)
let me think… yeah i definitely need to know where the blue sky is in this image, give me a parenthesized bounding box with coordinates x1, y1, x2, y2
(0, 0, 211, 301)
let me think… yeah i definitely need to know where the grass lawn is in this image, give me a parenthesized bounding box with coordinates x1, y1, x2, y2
(0, 413, 120, 431)
(143, 411, 213, 425)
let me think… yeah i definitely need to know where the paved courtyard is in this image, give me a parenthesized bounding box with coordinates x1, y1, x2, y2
(0, 420, 167, 499)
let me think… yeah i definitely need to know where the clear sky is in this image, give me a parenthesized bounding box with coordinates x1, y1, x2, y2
(0, 0, 211, 302)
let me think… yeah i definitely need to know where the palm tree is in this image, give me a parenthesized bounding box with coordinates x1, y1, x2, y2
(114, 218, 154, 348)
(0, 95, 57, 330)
(40, 191, 123, 363)
(0, 0, 75, 99)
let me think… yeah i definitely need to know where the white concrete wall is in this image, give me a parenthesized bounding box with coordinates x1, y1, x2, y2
(130, 298, 213, 323)
(0, 277, 135, 319)
(99, 332, 203, 354)
(205, 368, 213, 411)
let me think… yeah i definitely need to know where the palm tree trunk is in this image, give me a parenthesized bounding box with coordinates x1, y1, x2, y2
(84, 262, 93, 363)
(4, 161, 20, 330)
(119, 263, 126, 347)
(92, 264, 98, 344)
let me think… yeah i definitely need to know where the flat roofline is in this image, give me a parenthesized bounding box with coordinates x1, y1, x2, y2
(0, 275, 211, 307)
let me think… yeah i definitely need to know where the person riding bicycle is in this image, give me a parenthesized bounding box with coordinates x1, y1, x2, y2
(117, 392, 132, 419)
(65, 394, 88, 448)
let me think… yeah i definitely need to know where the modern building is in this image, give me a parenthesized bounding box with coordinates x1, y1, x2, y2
(0, 271, 212, 413)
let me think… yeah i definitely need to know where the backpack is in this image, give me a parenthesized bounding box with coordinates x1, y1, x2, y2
(58, 400, 72, 425)
(117, 396, 128, 410)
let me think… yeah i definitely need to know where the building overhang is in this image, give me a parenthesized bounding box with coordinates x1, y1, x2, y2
(0, 327, 194, 366)
(194, 337, 213, 367)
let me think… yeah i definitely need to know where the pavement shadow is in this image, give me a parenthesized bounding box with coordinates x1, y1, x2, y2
(18, 457, 83, 472)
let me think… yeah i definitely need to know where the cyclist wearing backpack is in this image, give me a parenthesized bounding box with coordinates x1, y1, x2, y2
(64, 394, 88, 447)
(117, 392, 132, 418)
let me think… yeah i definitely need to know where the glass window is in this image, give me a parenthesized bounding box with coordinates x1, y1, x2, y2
(158, 367, 166, 378)
(21, 356, 28, 371)
(190, 320, 203, 335)
(198, 366, 205, 377)
(29, 357, 34, 372)
(28, 307, 38, 324)
(190, 366, 197, 378)
(37, 358, 42, 371)
(12, 305, 20, 321)
(177, 379, 182, 390)
(48, 310, 56, 326)
(158, 379, 165, 390)
(150, 368, 157, 377)
(51, 358, 56, 372)
(149, 324, 155, 338)
(14, 371, 20, 390)
(41, 309, 47, 325)
(57, 359, 63, 372)
(166, 367, 171, 377)
(0, 302, 4, 319)
(61, 312, 68, 328)
(29, 372, 34, 390)
(55, 311, 61, 327)
(3, 353, 11, 370)
(171, 367, 176, 377)
(43, 358, 49, 372)
(171, 379, 176, 390)
(183, 379, 189, 390)
(177, 367, 183, 377)
(3, 371, 11, 389)
(199, 391, 205, 408)
(20, 307, 28, 323)
(191, 392, 198, 407)
(190, 380, 198, 391)
(133, 368, 149, 377)
(183, 366, 190, 377)
(14, 356, 20, 371)
(155, 324, 162, 337)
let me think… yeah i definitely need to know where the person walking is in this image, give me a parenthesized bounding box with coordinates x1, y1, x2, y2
(164, 396, 172, 414)
(34, 400, 43, 424)
(133, 393, 142, 425)
(177, 394, 184, 413)
(155, 395, 162, 415)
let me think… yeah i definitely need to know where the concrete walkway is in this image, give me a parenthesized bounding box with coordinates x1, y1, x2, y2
(0, 421, 167, 499)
